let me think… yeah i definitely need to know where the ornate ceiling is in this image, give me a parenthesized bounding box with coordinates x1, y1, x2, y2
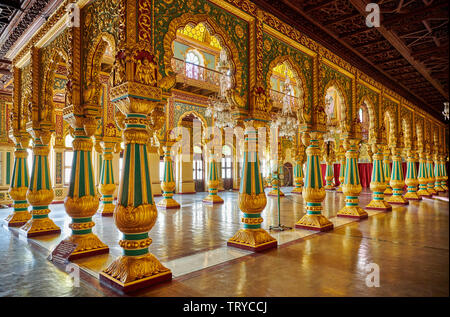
(253, 0, 449, 121)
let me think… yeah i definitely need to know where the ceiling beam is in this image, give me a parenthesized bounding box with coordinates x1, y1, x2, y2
(323, 12, 360, 26)
(303, 0, 335, 13)
(382, 1, 448, 28)
(349, 0, 449, 100)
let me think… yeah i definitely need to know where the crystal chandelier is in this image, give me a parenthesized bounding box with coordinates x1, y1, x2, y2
(270, 72, 298, 137)
(443, 102, 449, 120)
(206, 49, 236, 129)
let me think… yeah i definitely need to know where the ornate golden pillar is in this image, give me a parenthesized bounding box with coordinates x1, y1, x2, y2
(268, 142, 285, 197)
(383, 146, 393, 195)
(99, 44, 171, 292)
(157, 142, 180, 209)
(98, 140, 117, 216)
(386, 146, 408, 205)
(21, 130, 61, 237)
(336, 145, 345, 193)
(365, 143, 392, 211)
(323, 140, 336, 191)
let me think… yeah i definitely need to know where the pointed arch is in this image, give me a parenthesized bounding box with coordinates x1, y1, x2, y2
(322, 79, 348, 130)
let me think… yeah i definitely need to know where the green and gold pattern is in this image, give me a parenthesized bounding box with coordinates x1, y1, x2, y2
(295, 133, 333, 231)
(417, 151, 431, 197)
(383, 148, 393, 195)
(21, 136, 61, 237)
(203, 152, 224, 204)
(57, 128, 108, 259)
(157, 144, 180, 209)
(404, 150, 421, 200)
(337, 139, 367, 219)
(324, 163, 334, 190)
(291, 161, 304, 194)
(365, 143, 391, 210)
(98, 141, 116, 216)
(426, 153, 437, 195)
(387, 147, 408, 205)
(5, 145, 31, 227)
(228, 120, 277, 251)
(433, 153, 444, 192)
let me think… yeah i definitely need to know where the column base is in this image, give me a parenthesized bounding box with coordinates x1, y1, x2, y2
(291, 188, 302, 195)
(337, 206, 368, 219)
(57, 233, 109, 260)
(100, 253, 172, 293)
(324, 185, 335, 191)
(156, 198, 181, 209)
(202, 195, 224, 204)
(404, 192, 422, 200)
(295, 214, 334, 232)
(268, 189, 285, 197)
(4, 211, 32, 227)
(227, 228, 277, 252)
(384, 187, 393, 195)
(98, 204, 115, 217)
(20, 218, 61, 237)
(417, 189, 431, 198)
(387, 195, 409, 205)
(336, 187, 343, 193)
(427, 187, 437, 195)
(434, 186, 445, 192)
(365, 199, 392, 211)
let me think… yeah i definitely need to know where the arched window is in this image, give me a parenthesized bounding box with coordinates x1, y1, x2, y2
(221, 145, 232, 180)
(64, 134, 74, 186)
(193, 145, 203, 180)
(185, 50, 202, 80)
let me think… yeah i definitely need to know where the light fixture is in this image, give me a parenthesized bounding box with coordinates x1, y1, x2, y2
(443, 102, 449, 120)
(206, 49, 236, 129)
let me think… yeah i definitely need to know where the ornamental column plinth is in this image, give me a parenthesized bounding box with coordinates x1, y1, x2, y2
(383, 147, 393, 195)
(324, 161, 335, 190)
(433, 151, 444, 193)
(98, 140, 117, 216)
(337, 138, 367, 219)
(55, 126, 108, 258)
(5, 134, 32, 227)
(157, 143, 180, 209)
(404, 149, 421, 201)
(426, 152, 437, 195)
(387, 147, 408, 205)
(417, 150, 431, 197)
(365, 143, 392, 211)
(228, 120, 277, 251)
(21, 131, 61, 237)
(295, 132, 333, 232)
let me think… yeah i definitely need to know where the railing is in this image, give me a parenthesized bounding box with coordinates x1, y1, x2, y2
(171, 57, 221, 87)
(269, 89, 300, 109)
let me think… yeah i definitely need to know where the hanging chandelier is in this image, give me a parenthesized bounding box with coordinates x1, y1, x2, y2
(206, 49, 236, 129)
(270, 73, 298, 137)
(443, 102, 449, 120)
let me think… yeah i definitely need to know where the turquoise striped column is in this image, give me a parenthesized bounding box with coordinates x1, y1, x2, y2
(417, 151, 431, 197)
(441, 155, 448, 191)
(21, 135, 60, 237)
(203, 153, 224, 204)
(404, 150, 420, 200)
(433, 153, 444, 192)
(387, 147, 408, 205)
(5, 144, 31, 227)
(366, 143, 392, 210)
(336, 154, 345, 192)
(337, 139, 367, 219)
(228, 120, 277, 251)
(426, 153, 437, 195)
(383, 148, 393, 195)
(291, 161, 304, 194)
(295, 132, 333, 231)
(324, 162, 335, 190)
(55, 127, 108, 259)
(98, 141, 116, 216)
(157, 144, 180, 209)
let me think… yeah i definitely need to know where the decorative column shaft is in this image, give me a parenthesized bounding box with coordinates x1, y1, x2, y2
(202, 153, 224, 204)
(404, 149, 421, 200)
(21, 135, 61, 237)
(417, 151, 431, 197)
(228, 121, 277, 251)
(291, 161, 304, 194)
(295, 132, 333, 232)
(268, 166, 285, 197)
(337, 154, 345, 193)
(5, 144, 31, 226)
(441, 155, 448, 191)
(324, 162, 335, 190)
(383, 148, 393, 195)
(157, 144, 180, 209)
(100, 110, 171, 292)
(55, 127, 108, 258)
(337, 139, 367, 219)
(366, 143, 392, 211)
(98, 141, 116, 216)
(433, 153, 444, 192)
(387, 147, 408, 205)
(426, 153, 437, 195)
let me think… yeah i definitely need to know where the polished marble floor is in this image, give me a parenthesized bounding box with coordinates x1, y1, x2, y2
(0, 188, 448, 296)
